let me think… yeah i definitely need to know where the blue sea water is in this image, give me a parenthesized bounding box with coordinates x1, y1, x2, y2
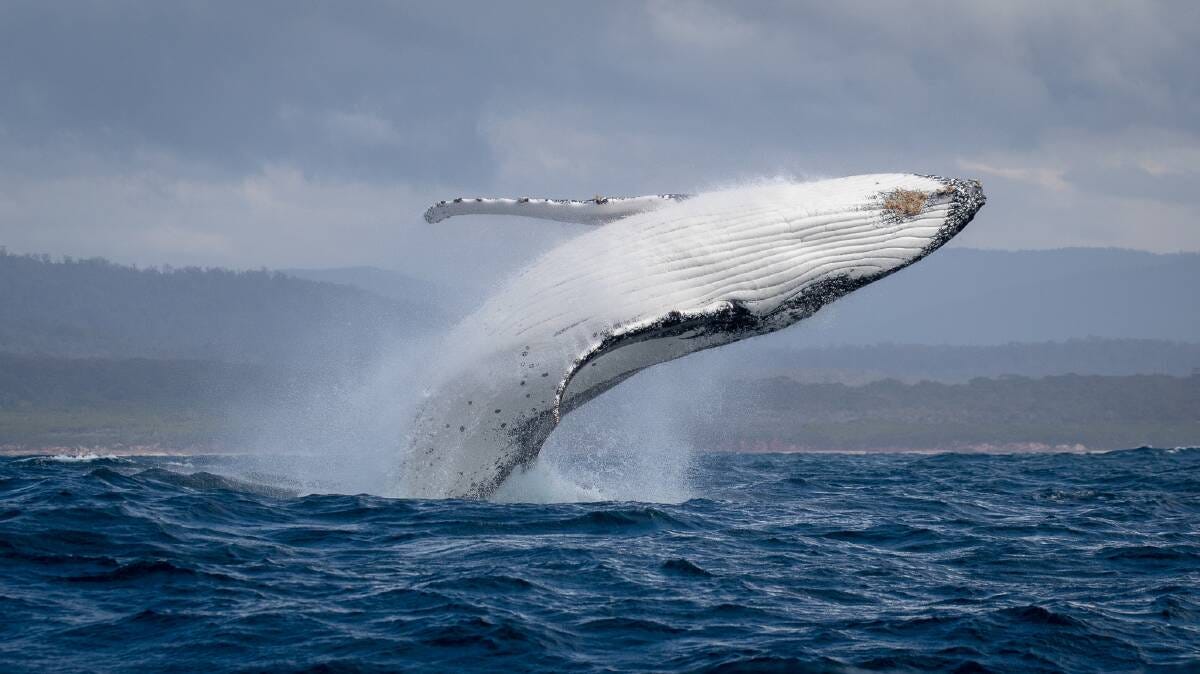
(1, 448, 1198, 673)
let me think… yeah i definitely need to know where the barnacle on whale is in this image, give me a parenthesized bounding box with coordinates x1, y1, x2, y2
(882, 188, 928, 217)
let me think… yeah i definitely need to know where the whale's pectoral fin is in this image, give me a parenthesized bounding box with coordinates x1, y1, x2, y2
(553, 301, 759, 422)
(423, 194, 692, 225)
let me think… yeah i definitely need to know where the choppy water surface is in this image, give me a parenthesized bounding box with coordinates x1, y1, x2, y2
(1, 448, 1198, 672)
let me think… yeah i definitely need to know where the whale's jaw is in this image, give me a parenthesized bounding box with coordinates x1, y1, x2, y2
(925, 176, 986, 255)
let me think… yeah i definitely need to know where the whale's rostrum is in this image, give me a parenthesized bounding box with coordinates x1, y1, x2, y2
(401, 174, 985, 499)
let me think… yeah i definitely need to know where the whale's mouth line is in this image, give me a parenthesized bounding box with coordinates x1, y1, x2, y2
(920, 175, 986, 254)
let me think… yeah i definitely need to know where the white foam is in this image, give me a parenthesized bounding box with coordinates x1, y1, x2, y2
(492, 366, 700, 504)
(228, 336, 442, 498)
(43, 453, 126, 463)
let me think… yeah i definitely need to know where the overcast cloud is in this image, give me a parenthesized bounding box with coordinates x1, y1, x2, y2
(1, 1, 1197, 281)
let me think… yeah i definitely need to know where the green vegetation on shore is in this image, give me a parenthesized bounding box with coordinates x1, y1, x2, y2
(699, 374, 1200, 451)
(2, 353, 1196, 452)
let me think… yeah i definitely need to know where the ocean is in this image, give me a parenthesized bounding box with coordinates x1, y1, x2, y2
(1, 448, 1197, 673)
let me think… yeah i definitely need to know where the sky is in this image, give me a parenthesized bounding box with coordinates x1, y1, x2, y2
(0, 1, 1197, 283)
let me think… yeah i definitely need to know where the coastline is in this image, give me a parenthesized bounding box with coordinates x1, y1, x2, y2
(1, 441, 1127, 458)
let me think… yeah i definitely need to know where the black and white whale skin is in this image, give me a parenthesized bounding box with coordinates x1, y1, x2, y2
(403, 174, 985, 499)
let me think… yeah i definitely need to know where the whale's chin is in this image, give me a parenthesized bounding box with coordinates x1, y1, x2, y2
(923, 175, 986, 254)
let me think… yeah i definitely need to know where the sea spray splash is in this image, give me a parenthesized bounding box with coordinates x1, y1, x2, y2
(492, 376, 697, 504)
(492, 353, 738, 504)
(222, 326, 712, 503)
(224, 336, 441, 496)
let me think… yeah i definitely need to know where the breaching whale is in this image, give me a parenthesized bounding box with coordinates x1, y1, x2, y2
(402, 174, 985, 499)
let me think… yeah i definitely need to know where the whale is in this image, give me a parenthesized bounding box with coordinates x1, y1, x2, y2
(401, 174, 985, 499)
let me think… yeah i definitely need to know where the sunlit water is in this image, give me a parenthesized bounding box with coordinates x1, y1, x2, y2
(1, 448, 1198, 672)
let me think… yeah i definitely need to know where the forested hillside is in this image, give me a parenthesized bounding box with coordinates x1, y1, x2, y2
(696, 374, 1200, 452)
(0, 251, 442, 365)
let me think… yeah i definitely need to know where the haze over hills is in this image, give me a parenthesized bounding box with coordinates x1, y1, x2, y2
(281, 266, 476, 317)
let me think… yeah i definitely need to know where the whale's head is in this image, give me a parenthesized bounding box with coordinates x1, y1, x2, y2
(719, 173, 985, 329)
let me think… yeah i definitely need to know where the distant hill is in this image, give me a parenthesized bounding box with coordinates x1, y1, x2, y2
(727, 339, 1200, 383)
(282, 266, 479, 317)
(0, 251, 443, 365)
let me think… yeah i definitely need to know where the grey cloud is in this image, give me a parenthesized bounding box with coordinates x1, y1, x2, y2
(1, 0, 1197, 274)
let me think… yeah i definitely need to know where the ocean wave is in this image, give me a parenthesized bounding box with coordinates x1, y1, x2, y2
(17, 452, 130, 464)
(1, 448, 1197, 672)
